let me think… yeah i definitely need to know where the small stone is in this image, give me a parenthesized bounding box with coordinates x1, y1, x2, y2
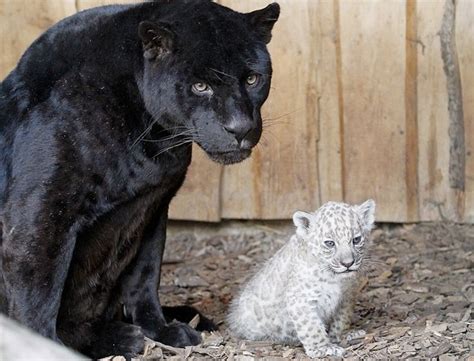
(465, 332, 474, 341)
(446, 312, 462, 321)
(448, 322, 467, 334)
(421, 339, 432, 348)
(439, 354, 456, 361)
(173, 267, 209, 287)
(402, 344, 417, 353)
(363, 333, 376, 343)
(427, 341, 452, 358)
(461, 307, 472, 322)
(282, 349, 296, 358)
(371, 341, 388, 351)
(404, 284, 429, 293)
(398, 293, 419, 305)
(426, 321, 448, 333)
(201, 331, 224, 347)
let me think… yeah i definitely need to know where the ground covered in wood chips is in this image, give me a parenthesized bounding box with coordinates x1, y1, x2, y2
(105, 222, 473, 360)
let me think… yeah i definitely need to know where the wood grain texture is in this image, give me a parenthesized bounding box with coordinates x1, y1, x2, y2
(339, 0, 408, 222)
(169, 145, 223, 221)
(218, 0, 320, 219)
(0, 0, 473, 223)
(405, 0, 420, 221)
(315, 0, 343, 205)
(417, 0, 460, 221)
(0, 0, 76, 79)
(456, 0, 474, 223)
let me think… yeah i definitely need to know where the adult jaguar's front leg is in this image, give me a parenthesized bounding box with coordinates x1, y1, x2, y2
(120, 207, 204, 347)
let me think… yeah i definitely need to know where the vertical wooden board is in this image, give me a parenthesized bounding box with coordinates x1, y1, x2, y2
(456, 0, 474, 223)
(0, 0, 76, 79)
(404, 0, 420, 221)
(314, 0, 343, 204)
(339, 0, 408, 222)
(417, 1, 460, 221)
(169, 145, 223, 221)
(218, 0, 320, 219)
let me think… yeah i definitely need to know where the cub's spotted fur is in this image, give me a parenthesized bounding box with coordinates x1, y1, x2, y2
(228, 200, 375, 358)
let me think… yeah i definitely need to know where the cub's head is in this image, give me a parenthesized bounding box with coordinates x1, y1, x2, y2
(138, 1, 280, 164)
(293, 200, 376, 276)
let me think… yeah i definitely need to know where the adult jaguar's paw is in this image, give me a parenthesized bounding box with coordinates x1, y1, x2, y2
(89, 321, 145, 360)
(159, 321, 202, 348)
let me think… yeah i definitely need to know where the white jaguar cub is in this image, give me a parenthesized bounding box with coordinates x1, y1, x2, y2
(228, 200, 376, 358)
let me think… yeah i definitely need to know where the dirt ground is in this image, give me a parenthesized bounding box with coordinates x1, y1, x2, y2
(106, 221, 473, 360)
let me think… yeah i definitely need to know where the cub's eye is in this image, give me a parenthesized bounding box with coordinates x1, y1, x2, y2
(324, 240, 335, 248)
(246, 74, 260, 87)
(192, 82, 212, 95)
(352, 236, 362, 245)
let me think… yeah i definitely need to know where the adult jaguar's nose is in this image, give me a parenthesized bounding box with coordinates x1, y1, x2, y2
(223, 122, 253, 148)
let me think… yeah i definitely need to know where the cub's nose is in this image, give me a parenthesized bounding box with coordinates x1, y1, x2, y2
(341, 259, 355, 269)
(223, 122, 253, 147)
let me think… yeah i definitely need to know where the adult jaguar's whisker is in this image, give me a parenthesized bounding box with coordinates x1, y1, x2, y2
(152, 139, 194, 158)
(142, 129, 197, 143)
(131, 118, 159, 148)
(132, 124, 193, 148)
(263, 109, 301, 122)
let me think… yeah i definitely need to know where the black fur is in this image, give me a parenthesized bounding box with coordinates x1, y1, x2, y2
(0, 0, 279, 358)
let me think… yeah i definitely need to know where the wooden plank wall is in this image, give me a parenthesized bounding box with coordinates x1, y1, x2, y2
(0, 0, 472, 223)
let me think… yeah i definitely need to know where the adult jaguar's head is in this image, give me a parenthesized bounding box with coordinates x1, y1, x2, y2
(138, 0, 280, 164)
(293, 200, 376, 276)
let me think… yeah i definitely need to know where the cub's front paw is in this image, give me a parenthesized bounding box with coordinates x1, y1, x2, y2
(159, 321, 202, 348)
(306, 343, 346, 358)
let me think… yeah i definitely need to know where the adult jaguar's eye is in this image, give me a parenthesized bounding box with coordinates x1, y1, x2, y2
(246, 74, 259, 86)
(192, 82, 212, 95)
(352, 236, 362, 245)
(324, 240, 335, 248)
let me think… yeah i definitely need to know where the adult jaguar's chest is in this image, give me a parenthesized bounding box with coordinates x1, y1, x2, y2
(57, 153, 188, 338)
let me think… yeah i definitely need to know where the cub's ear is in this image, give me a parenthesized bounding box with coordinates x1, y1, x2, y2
(355, 199, 376, 231)
(247, 2, 280, 44)
(292, 211, 314, 237)
(138, 21, 175, 60)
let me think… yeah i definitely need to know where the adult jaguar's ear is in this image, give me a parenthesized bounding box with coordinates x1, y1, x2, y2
(293, 211, 313, 238)
(138, 21, 175, 60)
(355, 199, 376, 231)
(247, 2, 280, 44)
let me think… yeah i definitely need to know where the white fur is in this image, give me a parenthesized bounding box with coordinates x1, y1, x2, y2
(228, 200, 375, 358)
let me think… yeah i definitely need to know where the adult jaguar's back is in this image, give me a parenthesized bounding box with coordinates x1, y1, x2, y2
(0, 0, 279, 357)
